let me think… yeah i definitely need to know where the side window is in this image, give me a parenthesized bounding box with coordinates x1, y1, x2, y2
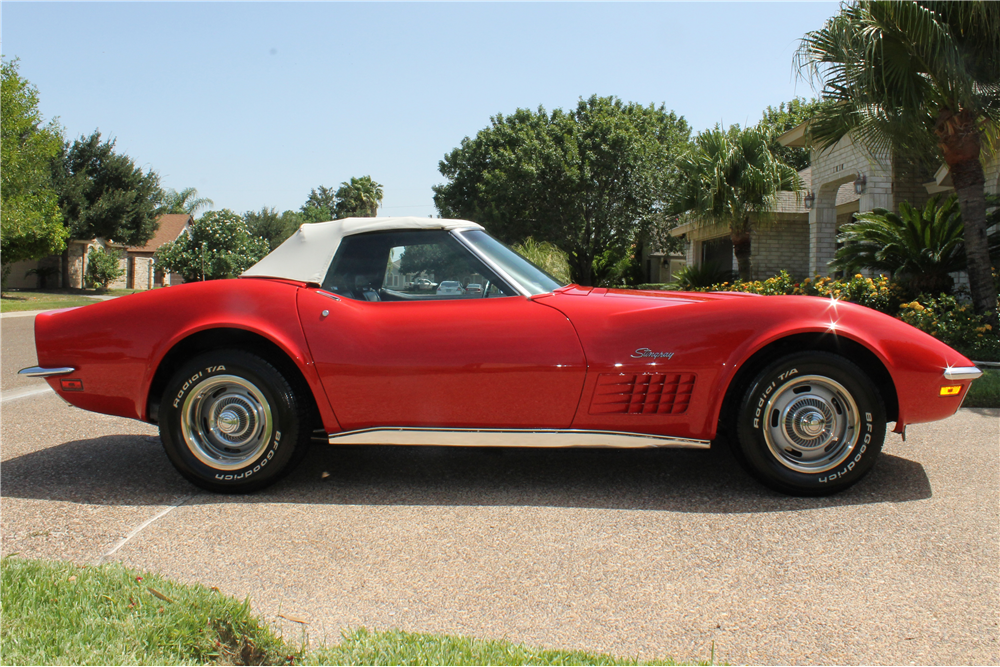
(323, 230, 517, 301)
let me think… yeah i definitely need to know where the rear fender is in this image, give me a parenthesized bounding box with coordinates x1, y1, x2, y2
(143, 319, 341, 433)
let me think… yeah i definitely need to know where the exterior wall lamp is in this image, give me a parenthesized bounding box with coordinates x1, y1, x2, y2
(804, 191, 815, 209)
(854, 173, 867, 194)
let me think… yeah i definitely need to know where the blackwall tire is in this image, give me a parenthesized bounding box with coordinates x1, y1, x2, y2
(159, 350, 310, 493)
(735, 352, 886, 496)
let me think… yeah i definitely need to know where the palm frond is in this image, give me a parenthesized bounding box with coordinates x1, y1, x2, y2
(795, 0, 1000, 163)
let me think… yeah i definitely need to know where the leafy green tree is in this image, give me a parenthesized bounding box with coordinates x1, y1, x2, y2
(160, 187, 213, 216)
(85, 246, 125, 290)
(154, 209, 269, 282)
(0, 58, 68, 285)
(397, 242, 471, 281)
(244, 207, 302, 250)
(757, 97, 832, 171)
(334, 176, 384, 218)
(591, 245, 646, 288)
(53, 131, 164, 247)
(796, 0, 1000, 325)
(301, 186, 337, 222)
(672, 124, 802, 281)
(832, 194, 1000, 297)
(434, 95, 690, 286)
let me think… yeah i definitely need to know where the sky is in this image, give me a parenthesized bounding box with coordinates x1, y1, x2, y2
(2, 2, 839, 218)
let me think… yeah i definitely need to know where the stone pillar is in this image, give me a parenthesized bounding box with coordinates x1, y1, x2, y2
(685, 239, 698, 267)
(809, 187, 839, 276)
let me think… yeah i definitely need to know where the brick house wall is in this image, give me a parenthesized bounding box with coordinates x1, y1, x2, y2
(750, 219, 810, 280)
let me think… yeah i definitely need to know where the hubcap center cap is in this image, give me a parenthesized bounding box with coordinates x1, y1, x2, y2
(217, 409, 242, 434)
(797, 410, 827, 437)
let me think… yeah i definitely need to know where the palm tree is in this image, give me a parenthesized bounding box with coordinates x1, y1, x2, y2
(796, 0, 1000, 325)
(160, 187, 213, 216)
(334, 176, 384, 218)
(673, 124, 801, 281)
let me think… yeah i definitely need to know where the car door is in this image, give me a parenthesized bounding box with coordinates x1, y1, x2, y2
(296, 230, 587, 431)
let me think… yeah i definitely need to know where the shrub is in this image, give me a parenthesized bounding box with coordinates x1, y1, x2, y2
(673, 267, 998, 360)
(85, 247, 124, 290)
(512, 237, 572, 285)
(696, 270, 904, 314)
(25, 265, 59, 289)
(897, 294, 1000, 361)
(673, 262, 733, 289)
(155, 209, 269, 282)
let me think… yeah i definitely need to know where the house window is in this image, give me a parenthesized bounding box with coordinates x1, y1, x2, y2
(701, 236, 733, 270)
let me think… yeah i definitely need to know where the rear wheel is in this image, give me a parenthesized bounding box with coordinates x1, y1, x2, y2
(735, 352, 885, 496)
(159, 350, 310, 493)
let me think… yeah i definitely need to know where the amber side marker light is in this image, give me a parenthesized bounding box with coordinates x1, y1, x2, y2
(940, 386, 962, 396)
(60, 379, 84, 392)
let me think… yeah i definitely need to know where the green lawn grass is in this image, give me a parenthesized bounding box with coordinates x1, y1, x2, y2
(0, 290, 103, 313)
(964, 368, 1000, 408)
(306, 627, 688, 666)
(1, 557, 697, 666)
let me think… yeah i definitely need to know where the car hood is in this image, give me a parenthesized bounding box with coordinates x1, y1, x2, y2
(547, 285, 761, 306)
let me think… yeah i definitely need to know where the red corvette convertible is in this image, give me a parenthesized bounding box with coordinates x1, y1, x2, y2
(21, 217, 982, 496)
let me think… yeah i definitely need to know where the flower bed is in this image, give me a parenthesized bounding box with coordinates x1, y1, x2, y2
(687, 271, 998, 361)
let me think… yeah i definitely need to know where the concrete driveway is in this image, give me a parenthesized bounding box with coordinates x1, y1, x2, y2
(2, 312, 997, 665)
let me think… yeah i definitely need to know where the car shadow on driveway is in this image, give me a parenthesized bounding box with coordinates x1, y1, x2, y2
(1, 434, 931, 513)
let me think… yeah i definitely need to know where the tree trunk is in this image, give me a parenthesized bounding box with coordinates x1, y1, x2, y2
(570, 250, 593, 287)
(936, 108, 999, 330)
(732, 228, 752, 282)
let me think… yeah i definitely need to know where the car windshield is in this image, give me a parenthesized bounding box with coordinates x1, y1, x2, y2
(457, 230, 567, 296)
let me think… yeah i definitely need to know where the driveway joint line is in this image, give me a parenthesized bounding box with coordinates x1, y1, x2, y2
(99, 494, 195, 564)
(1, 386, 55, 403)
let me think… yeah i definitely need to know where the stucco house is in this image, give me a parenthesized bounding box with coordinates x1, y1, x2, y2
(669, 123, 1000, 280)
(4, 213, 192, 291)
(125, 213, 192, 289)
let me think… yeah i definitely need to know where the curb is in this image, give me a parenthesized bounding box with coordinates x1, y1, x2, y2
(1, 310, 47, 319)
(1, 295, 119, 318)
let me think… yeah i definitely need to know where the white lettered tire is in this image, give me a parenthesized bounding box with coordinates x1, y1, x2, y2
(159, 350, 310, 493)
(735, 352, 886, 496)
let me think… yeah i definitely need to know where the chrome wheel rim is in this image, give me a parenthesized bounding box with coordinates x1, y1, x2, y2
(761, 375, 860, 474)
(180, 375, 273, 470)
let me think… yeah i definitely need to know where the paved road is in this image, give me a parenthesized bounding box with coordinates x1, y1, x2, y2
(2, 313, 997, 665)
(2, 313, 41, 392)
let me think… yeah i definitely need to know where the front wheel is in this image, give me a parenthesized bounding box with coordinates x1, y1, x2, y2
(735, 352, 886, 496)
(159, 350, 310, 493)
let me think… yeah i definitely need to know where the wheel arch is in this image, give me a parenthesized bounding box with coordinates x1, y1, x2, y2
(717, 332, 899, 438)
(145, 327, 324, 431)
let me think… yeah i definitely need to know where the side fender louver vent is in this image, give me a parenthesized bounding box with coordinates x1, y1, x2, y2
(589, 373, 696, 415)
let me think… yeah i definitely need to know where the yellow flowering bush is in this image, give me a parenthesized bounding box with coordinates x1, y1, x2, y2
(700, 271, 902, 314)
(897, 294, 1000, 360)
(679, 269, 999, 359)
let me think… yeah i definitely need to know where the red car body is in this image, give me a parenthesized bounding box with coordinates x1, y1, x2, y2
(34, 279, 973, 438)
(23, 218, 982, 496)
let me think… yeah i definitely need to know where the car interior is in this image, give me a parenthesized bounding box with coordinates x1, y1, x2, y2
(321, 230, 517, 302)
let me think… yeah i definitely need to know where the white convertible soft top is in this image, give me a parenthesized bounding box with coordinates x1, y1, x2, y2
(240, 216, 485, 284)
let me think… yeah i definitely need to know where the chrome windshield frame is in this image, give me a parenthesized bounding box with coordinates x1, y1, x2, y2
(450, 228, 564, 298)
(450, 229, 533, 297)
